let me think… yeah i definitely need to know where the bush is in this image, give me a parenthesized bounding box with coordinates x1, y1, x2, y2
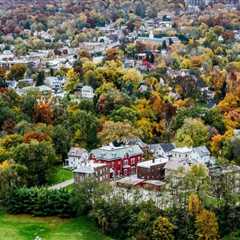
(5, 187, 75, 217)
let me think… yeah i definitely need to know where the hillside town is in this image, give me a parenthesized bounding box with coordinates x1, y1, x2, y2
(0, 0, 240, 239)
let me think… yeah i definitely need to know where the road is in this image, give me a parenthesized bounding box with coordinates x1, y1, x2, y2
(48, 178, 74, 190)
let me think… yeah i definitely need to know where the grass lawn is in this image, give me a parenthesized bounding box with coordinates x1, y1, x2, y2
(0, 211, 111, 240)
(48, 166, 73, 185)
(223, 230, 240, 240)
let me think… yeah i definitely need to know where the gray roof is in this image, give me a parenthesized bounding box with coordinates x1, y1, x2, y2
(73, 162, 106, 174)
(68, 147, 88, 157)
(192, 146, 210, 157)
(125, 137, 148, 149)
(91, 145, 143, 161)
(149, 143, 175, 153)
(137, 158, 168, 168)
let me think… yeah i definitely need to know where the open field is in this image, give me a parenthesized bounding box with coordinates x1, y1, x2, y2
(0, 211, 111, 240)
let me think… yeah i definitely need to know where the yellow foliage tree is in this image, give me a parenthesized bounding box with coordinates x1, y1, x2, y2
(123, 68, 143, 85)
(195, 209, 220, 240)
(64, 68, 79, 92)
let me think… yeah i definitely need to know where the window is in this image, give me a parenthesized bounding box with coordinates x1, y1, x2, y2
(124, 169, 128, 176)
(124, 160, 128, 166)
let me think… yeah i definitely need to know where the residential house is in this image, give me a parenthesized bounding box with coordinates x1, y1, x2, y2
(65, 147, 89, 169)
(90, 144, 144, 177)
(45, 76, 65, 92)
(163, 146, 215, 181)
(169, 147, 192, 161)
(81, 85, 94, 99)
(17, 85, 52, 96)
(149, 143, 175, 158)
(74, 161, 110, 183)
(191, 146, 215, 166)
(170, 146, 215, 166)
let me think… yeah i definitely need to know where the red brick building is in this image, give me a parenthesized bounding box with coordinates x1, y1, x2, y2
(137, 157, 168, 181)
(90, 145, 144, 178)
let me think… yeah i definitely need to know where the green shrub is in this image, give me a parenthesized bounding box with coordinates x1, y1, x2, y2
(5, 187, 75, 217)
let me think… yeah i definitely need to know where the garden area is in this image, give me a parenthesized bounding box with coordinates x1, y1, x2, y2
(0, 211, 111, 240)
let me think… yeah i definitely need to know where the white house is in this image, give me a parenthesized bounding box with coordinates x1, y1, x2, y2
(81, 85, 94, 99)
(45, 76, 65, 91)
(65, 147, 89, 169)
(149, 143, 175, 158)
(169, 146, 215, 166)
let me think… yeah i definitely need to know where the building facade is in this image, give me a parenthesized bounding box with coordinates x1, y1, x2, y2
(74, 162, 110, 183)
(137, 158, 168, 180)
(65, 147, 89, 169)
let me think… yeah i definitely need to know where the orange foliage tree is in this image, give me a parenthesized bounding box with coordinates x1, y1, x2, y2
(33, 102, 53, 124)
(23, 131, 50, 143)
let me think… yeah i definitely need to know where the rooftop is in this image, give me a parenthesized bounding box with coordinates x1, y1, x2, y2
(73, 162, 106, 174)
(137, 158, 168, 168)
(116, 175, 145, 186)
(171, 147, 192, 154)
(68, 147, 88, 157)
(91, 144, 143, 161)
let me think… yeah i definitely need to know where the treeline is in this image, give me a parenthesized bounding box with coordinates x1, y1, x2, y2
(5, 187, 74, 217)
(5, 179, 240, 240)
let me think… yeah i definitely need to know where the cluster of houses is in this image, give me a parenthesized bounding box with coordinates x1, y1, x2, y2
(65, 140, 240, 192)
(5, 72, 95, 100)
(184, 0, 240, 12)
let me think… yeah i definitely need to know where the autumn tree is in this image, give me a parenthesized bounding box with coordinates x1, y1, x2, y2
(195, 209, 220, 240)
(64, 68, 80, 93)
(188, 193, 202, 217)
(7, 64, 27, 80)
(105, 48, 122, 61)
(33, 102, 53, 124)
(152, 216, 175, 240)
(184, 164, 210, 200)
(175, 118, 209, 147)
(23, 131, 50, 143)
(0, 160, 27, 200)
(123, 68, 143, 86)
(98, 120, 139, 145)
